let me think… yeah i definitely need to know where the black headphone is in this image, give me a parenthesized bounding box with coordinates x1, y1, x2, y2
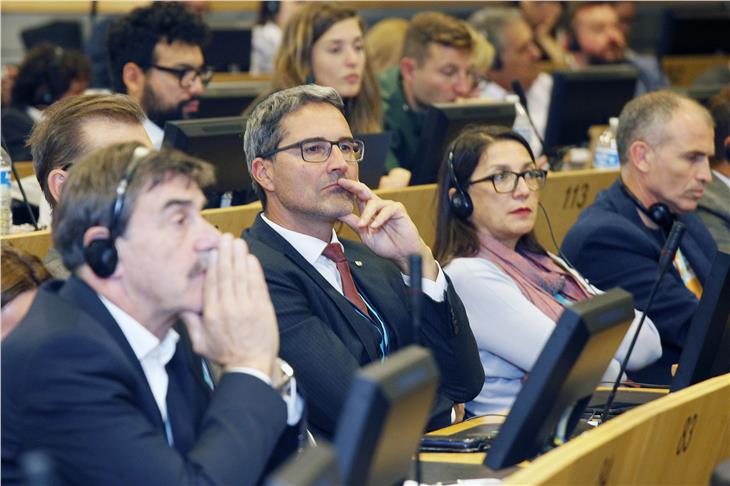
(619, 178, 675, 233)
(84, 146, 149, 278)
(448, 151, 474, 220)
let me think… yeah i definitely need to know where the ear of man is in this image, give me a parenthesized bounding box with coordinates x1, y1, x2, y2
(47, 168, 68, 204)
(251, 157, 275, 193)
(399, 57, 417, 84)
(122, 62, 145, 99)
(629, 140, 653, 174)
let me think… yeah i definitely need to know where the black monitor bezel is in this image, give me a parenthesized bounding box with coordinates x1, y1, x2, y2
(671, 250, 730, 391)
(485, 288, 635, 470)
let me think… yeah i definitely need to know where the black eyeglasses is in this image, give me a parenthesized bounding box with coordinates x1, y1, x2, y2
(258, 138, 365, 163)
(470, 168, 547, 194)
(149, 64, 214, 88)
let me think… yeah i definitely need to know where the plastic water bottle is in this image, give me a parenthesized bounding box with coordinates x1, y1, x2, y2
(0, 148, 13, 235)
(593, 117, 620, 169)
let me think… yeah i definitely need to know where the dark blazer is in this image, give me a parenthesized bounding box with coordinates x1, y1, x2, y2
(2, 276, 290, 485)
(562, 180, 717, 384)
(244, 214, 484, 437)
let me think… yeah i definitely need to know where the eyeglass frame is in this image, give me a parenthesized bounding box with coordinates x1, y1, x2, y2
(148, 64, 214, 88)
(469, 168, 548, 194)
(257, 137, 366, 163)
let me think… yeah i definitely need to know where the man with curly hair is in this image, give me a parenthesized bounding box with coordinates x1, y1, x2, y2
(108, 2, 212, 148)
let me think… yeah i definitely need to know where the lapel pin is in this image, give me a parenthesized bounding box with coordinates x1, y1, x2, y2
(354, 260, 363, 267)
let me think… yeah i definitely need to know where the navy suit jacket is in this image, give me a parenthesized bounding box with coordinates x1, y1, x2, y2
(244, 214, 484, 437)
(562, 181, 717, 384)
(2, 276, 290, 485)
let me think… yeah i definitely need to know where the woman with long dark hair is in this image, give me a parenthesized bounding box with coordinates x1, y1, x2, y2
(434, 125, 662, 415)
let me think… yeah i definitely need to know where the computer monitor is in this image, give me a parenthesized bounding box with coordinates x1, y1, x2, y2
(266, 443, 341, 486)
(357, 132, 392, 189)
(671, 251, 730, 392)
(658, 9, 730, 57)
(485, 288, 635, 470)
(334, 346, 439, 486)
(543, 66, 638, 153)
(203, 27, 252, 72)
(196, 81, 268, 118)
(162, 116, 256, 205)
(410, 101, 516, 186)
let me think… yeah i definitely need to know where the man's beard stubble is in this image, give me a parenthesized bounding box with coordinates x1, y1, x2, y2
(141, 84, 196, 128)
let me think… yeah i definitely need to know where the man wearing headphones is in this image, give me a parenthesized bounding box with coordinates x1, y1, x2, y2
(697, 86, 730, 253)
(562, 91, 717, 385)
(2, 144, 299, 484)
(468, 7, 551, 156)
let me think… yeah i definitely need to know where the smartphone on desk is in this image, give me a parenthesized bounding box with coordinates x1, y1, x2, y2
(419, 434, 495, 453)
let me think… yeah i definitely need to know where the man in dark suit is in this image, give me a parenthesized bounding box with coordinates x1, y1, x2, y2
(242, 84, 484, 438)
(2, 144, 298, 484)
(562, 91, 717, 385)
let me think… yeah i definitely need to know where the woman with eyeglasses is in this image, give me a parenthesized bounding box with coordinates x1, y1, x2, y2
(434, 125, 662, 416)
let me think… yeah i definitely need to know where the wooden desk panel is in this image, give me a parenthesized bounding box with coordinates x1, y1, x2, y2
(504, 373, 730, 485)
(1, 229, 52, 260)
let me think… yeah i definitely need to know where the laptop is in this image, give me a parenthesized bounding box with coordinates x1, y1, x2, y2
(357, 132, 392, 189)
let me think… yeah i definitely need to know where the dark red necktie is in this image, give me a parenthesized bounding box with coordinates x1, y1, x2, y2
(322, 243, 371, 318)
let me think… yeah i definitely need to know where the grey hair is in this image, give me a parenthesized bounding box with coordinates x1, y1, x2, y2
(616, 90, 713, 165)
(468, 7, 524, 55)
(243, 84, 345, 206)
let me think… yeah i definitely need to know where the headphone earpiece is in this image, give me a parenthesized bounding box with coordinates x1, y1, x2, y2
(84, 146, 149, 278)
(619, 179, 675, 233)
(448, 151, 474, 220)
(84, 239, 118, 278)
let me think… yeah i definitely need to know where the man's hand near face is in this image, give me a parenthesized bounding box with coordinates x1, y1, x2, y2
(336, 178, 439, 281)
(181, 234, 279, 379)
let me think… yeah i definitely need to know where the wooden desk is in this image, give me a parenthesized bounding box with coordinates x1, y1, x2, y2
(1, 229, 52, 259)
(662, 55, 730, 87)
(504, 373, 730, 485)
(9, 161, 34, 181)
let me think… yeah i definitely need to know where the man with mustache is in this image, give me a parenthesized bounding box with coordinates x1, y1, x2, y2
(2, 144, 299, 484)
(108, 2, 211, 148)
(562, 91, 717, 385)
(243, 84, 483, 439)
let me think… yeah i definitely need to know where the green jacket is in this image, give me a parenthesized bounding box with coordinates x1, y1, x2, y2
(378, 66, 427, 172)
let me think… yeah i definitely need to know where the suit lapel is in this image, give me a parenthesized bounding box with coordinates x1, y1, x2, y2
(60, 277, 166, 429)
(248, 215, 381, 361)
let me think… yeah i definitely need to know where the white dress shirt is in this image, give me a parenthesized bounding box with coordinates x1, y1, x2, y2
(143, 117, 164, 149)
(480, 72, 553, 157)
(99, 296, 302, 425)
(100, 296, 179, 423)
(261, 214, 447, 301)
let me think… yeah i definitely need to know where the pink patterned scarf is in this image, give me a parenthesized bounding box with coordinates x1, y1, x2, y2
(477, 234, 591, 321)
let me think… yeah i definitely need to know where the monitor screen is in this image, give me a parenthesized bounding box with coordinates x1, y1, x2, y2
(203, 27, 252, 72)
(658, 9, 730, 57)
(671, 251, 730, 391)
(485, 288, 635, 470)
(162, 116, 256, 205)
(357, 132, 392, 189)
(334, 346, 439, 486)
(410, 101, 516, 186)
(543, 66, 638, 152)
(196, 81, 268, 118)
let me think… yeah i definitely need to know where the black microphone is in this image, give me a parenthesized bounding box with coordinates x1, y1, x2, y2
(1, 146, 38, 230)
(511, 80, 546, 155)
(600, 221, 686, 423)
(409, 254, 423, 340)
